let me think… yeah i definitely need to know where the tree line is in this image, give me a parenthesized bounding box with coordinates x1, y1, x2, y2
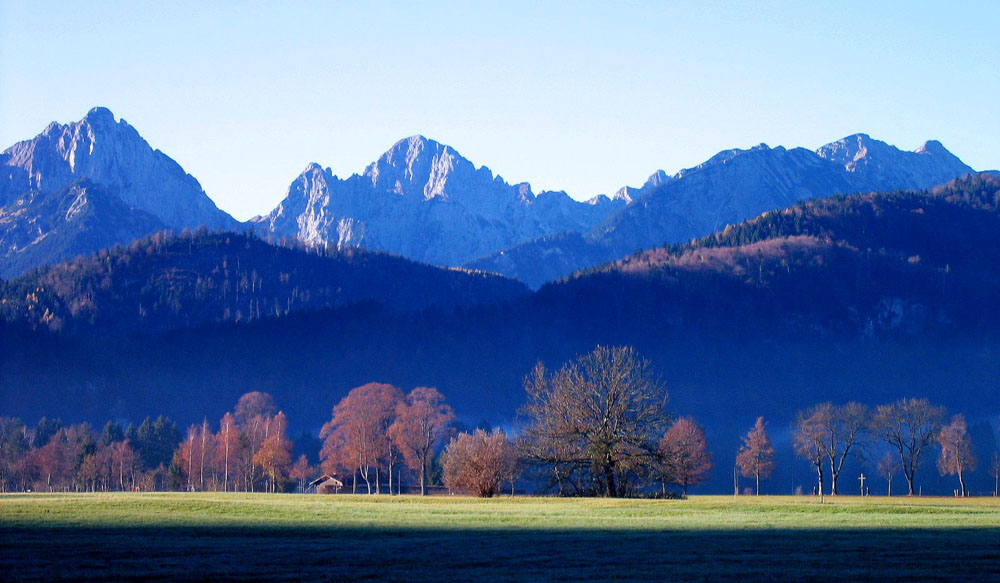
(317, 346, 711, 498)
(0, 392, 303, 493)
(2, 345, 997, 497)
(736, 398, 998, 498)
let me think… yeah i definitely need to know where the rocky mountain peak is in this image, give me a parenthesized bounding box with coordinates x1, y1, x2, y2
(301, 162, 330, 176)
(643, 169, 671, 189)
(815, 134, 972, 190)
(1, 107, 235, 233)
(84, 106, 117, 127)
(916, 139, 947, 155)
(816, 133, 892, 167)
(363, 135, 477, 200)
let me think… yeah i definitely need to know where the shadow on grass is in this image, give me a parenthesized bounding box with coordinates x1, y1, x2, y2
(3, 523, 999, 582)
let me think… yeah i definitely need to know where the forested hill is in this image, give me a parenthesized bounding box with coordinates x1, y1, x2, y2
(537, 173, 1000, 337)
(0, 230, 529, 334)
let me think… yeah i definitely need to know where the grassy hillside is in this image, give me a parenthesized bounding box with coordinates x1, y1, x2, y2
(3, 493, 1000, 581)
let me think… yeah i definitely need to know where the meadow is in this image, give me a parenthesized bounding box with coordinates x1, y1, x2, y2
(3, 493, 1000, 582)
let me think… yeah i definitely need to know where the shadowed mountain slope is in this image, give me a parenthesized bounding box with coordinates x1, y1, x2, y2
(0, 230, 528, 335)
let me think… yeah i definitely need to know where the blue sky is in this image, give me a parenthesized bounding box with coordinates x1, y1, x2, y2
(2, 1, 997, 220)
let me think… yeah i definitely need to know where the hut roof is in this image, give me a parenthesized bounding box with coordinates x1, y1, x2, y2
(308, 475, 344, 488)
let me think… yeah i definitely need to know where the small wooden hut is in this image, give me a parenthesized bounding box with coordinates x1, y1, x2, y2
(308, 475, 344, 494)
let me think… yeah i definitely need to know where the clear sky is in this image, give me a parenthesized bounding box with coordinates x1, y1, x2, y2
(2, 1, 997, 220)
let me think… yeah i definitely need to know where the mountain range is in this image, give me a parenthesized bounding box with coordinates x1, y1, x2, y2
(469, 136, 974, 286)
(254, 137, 626, 267)
(3, 173, 998, 492)
(0, 108, 978, 285)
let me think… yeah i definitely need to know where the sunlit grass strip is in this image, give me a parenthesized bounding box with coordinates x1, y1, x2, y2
(3, 493, 999, 532)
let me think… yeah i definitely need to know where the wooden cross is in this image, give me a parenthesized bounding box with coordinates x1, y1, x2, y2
(859, 473, 867, 496)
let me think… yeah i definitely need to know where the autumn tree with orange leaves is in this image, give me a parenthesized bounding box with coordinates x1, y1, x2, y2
(235, 392, 277, 492)
(254, 411, 293, 493)
(657, 417, 712, 496)
(937, 414, 976, 497)
(389, 387, 455, 495)
(736, 417, 774, 495)
(321, 383, 402, 494)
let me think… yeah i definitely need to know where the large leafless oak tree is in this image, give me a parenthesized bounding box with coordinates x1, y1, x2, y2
(871, 398, 946, 496)
(520, 346, 669, 497)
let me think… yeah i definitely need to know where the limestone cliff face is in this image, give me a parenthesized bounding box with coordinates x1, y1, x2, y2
(258, 136, 624, 266)
(0, 108, 236, 277)
(0, 107, 235, 230)
(0, 108, 977, 288)
(469, 136, 976, 288)
(815, 133, 973, 191)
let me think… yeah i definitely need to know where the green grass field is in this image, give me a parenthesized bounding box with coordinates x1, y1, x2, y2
(3, 493, 1000, 582)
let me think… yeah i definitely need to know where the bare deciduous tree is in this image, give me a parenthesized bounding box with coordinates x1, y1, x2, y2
(520, 346, 669, 497)
(937, 414, 976, 497)
(877, 451, 899, 497)
(657, 417, 712, 496)
(736, 417, 774, 496)
(793, 409, 826, 499)
(824, 403, 868, 495)
(793, 402, 868, 496)
(871, 398, 946, 496)
(442, 429, 516, 497)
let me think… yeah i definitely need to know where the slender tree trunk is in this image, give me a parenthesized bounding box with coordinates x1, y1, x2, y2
(420, 452, 427, 496)
(887, 475, 892, 497)
(755, 472, 760, 496)
(375, 465, 381, 495)
(223, 424, 230, 492)
(829, 458, 838, 496)
(905, 471, 915, 496)
(187, 435, 194, 492)
(958, 470, 966, 497)
(816, 466, 824, 502)
(200, 424, 207, 491)
(388, 459, 393, 495)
